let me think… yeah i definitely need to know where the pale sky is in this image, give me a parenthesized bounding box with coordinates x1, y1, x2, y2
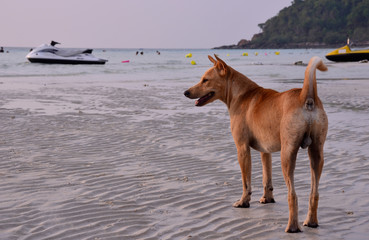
(0, 0, 292, 48)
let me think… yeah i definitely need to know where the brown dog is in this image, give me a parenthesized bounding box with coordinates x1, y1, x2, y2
(184, 55, 328, 233)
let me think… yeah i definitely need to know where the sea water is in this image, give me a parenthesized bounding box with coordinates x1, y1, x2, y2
(1, 47, 368, 120)
(1, 47, 368, 117)
(1, 47, 368, 83)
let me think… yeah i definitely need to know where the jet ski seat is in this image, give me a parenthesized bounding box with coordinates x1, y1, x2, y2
(55, 48, 93, 57)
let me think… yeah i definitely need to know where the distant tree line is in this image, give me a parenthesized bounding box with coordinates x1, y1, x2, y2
(216, 0, 369, 49)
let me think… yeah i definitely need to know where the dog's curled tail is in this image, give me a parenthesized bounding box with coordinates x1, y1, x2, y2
(300, 56, 327, 111)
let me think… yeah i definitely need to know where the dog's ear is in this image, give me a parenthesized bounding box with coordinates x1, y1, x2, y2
(208, 55, 217, 65)
(214, 55, 229, 77)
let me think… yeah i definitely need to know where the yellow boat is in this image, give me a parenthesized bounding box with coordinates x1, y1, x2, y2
(326, 44, 369, 62)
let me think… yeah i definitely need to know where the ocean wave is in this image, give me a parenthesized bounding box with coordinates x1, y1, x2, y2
(0, 72, 94, 78)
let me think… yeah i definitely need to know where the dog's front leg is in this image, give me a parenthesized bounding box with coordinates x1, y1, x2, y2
(233, 145, 252, 208)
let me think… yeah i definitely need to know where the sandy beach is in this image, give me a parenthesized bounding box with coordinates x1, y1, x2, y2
(0, 62, 368, 240)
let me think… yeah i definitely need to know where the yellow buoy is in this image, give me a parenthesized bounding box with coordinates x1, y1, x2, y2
(275, 51, 280, 55)
(226, 54, 230, 56)
(255, 52, 258, 56)
(242, 52, 248, 56)
(186, 53, 192, 58)
(190, 60, 196, 65)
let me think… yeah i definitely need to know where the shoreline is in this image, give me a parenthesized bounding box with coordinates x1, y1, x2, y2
(213, 39, 369, 50)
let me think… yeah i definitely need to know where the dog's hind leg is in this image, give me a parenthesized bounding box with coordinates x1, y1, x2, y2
(260, 152, 275, 204)
(304, 141, 324, 228)
(281, 146, 302, 233)
(233, 145, 252, 208)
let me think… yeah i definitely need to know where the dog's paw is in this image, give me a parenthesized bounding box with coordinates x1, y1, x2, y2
(303, 221, 319, 228)
(233, 199, 250, 208)
(259, 196, 275, 204)
(285, 225, 302, 233)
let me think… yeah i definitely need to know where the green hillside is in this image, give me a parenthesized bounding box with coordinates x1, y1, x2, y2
(216, 0, 369, 49)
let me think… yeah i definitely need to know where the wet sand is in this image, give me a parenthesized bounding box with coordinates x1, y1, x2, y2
(0, 76, 368, 240)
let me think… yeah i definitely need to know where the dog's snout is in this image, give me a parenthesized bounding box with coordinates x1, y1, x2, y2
(184, 90, 191, 98)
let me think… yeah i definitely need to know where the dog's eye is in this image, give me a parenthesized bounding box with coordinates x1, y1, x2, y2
(202, 79, 209, 83)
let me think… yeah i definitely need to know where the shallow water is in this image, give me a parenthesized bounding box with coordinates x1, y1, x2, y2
(0, 48, 368, 239)
(1, 47, 368, 80)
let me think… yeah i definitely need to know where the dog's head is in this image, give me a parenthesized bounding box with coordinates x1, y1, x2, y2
(184, 55, 230, 106)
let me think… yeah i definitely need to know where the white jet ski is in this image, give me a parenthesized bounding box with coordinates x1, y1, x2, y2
(26, 41, 108, 64)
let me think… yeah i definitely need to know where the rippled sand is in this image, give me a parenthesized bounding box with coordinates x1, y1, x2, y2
(0, 76, 368, 240)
